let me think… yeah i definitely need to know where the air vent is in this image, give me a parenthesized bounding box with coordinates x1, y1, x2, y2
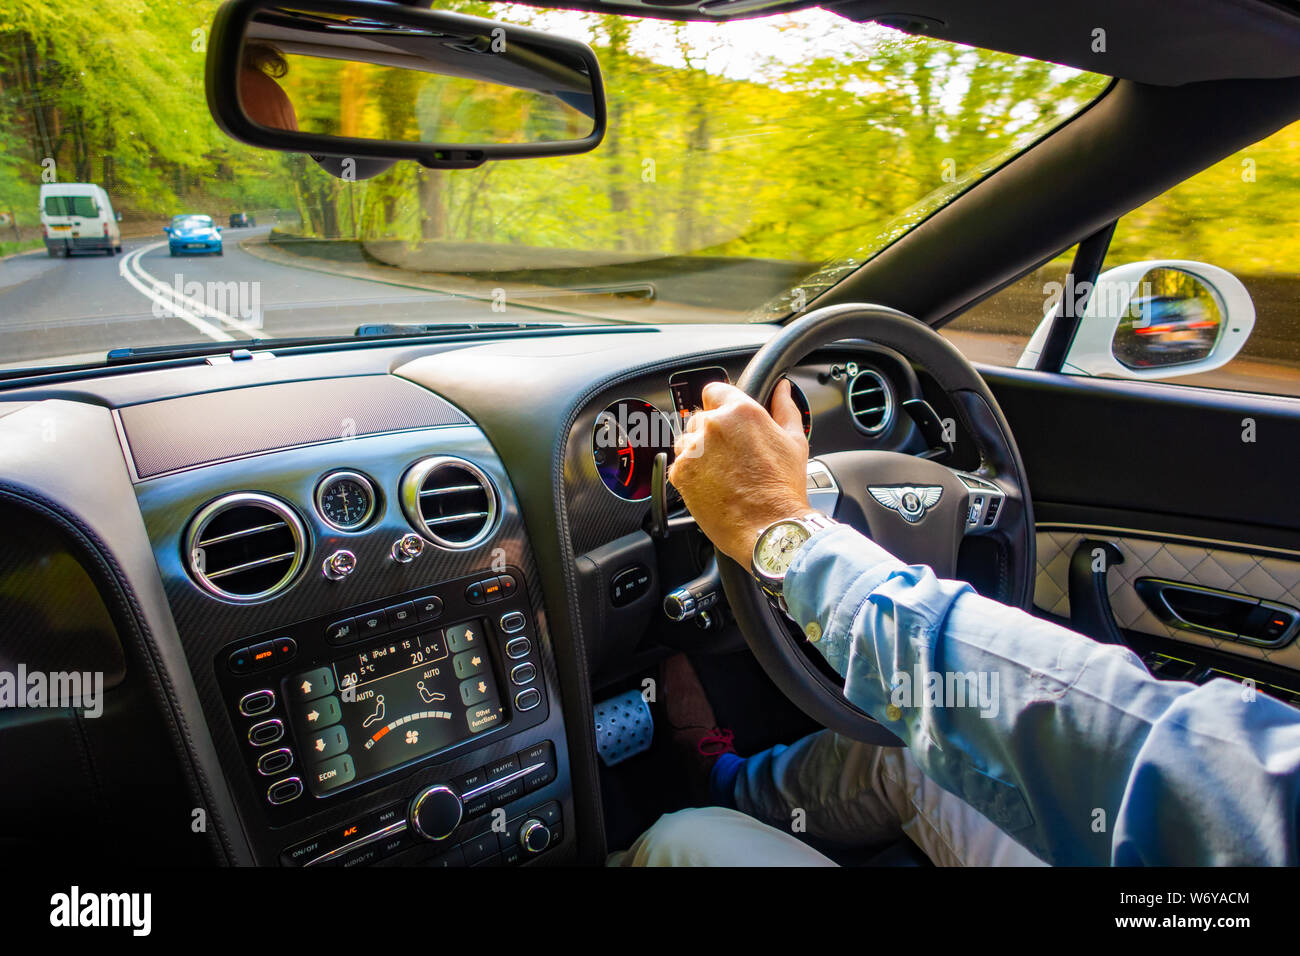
(401, 456, 498, 549)
(185, 493, 307, 602)
(845, 368, 894, 434)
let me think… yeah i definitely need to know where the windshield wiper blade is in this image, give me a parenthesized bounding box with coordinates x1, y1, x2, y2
(353, 321, 569, 337)
(106, 340, 282, 363)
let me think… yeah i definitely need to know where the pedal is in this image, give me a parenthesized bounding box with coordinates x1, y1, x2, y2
(592, 689, 654, 767)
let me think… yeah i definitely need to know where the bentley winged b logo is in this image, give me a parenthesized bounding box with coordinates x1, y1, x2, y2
(868, 485, 943, 523)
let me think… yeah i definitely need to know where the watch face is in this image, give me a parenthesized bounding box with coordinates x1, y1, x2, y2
(755, 521, 812, 578)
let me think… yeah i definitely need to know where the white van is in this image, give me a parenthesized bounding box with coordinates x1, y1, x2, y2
(40, 182, 122, 257)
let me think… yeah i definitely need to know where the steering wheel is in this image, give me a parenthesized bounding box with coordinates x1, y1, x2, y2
(718, 303, 1036, 745)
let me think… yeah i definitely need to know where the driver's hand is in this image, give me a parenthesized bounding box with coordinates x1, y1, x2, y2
(668, 379, 812, 566)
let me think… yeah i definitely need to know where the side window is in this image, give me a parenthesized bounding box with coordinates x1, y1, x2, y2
(940, 247, 1076, 365)
(1078, 119, 1300, 397)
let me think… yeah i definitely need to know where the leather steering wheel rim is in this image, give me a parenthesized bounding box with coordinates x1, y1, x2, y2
(719, 303, 1037, 745)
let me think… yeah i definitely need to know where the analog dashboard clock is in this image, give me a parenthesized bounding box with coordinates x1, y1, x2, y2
(315, 471, 378, 531)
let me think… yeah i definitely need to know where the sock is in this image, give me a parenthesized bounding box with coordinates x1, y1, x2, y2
(709, 752, 744, 808)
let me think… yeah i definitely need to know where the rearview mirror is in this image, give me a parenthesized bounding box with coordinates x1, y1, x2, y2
(1017, 260, 1255, 379)
(205, 0, 606, 170)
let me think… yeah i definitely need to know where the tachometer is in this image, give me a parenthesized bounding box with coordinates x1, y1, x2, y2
(592, 399, 675, 501)
(315, 471, 377, 531)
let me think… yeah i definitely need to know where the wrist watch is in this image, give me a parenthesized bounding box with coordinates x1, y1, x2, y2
(751, 512, 837, 603)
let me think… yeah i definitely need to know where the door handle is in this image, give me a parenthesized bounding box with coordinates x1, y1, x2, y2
(1067, 539, 1126, 644)
(1134, 577, 1300, 648)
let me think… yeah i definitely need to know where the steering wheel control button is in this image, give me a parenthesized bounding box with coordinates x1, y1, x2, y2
(248, 719, 285, 747)
(307, 754, 356, 795)
(446, 622, 482, 653)
(414, 595, 444, 622)
(454, 650, 487, 680)
(500, 611, 526, 633)
(804, 621, 823, 642)
(519, 819, 551, 854)
(291, 667, 336, 703)
(510, 663, 537, 686)
(506, 637, 531, 659)
(515, 688, 542, 712)
(239, 689, 276, 717)
(409, 784, 463, 841)
(257, 748, 294, 777)
(325, 618, 357, 644)
(267, 777, 303, 805)
(322, 548, 357, 581)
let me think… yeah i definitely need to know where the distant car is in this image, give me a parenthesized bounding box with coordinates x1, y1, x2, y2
(166, 215, 223, 256)
(40, 182, 121, 256)
(228, 212, 255, 228)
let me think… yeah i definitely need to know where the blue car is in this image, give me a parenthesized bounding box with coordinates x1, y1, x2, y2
(165, 214, 223, 256)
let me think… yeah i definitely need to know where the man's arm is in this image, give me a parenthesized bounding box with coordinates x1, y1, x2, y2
(668, 380, 1300, 865)
(784, 523, 1300, 865)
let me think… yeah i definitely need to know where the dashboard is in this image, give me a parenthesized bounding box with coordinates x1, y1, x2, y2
(0, 323, 942, 866)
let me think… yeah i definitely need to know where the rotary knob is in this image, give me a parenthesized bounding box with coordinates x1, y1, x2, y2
(409, 785, 463, 841)
(391, 533, 425, 564)
(518, 818, 551, 854)
(322, 549, 356, 581)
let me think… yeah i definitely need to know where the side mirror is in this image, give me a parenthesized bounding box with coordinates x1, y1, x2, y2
(205, 0, 606, 171)
(163, 226, 172, 235)
(115, 212, 122, 222)
(1017, 260, 1255, 379)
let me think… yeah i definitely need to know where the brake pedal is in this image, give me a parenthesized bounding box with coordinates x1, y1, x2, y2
(593, 689, 654, 767)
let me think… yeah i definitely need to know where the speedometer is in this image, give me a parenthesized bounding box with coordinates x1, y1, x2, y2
(315, 471, 377, 531)
(592, 399, 675, 501)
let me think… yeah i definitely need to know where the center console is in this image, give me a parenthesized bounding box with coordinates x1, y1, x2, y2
(129, 416, 573, 867)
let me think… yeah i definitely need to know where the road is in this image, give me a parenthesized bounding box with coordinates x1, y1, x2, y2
(0, 226, 565, 371)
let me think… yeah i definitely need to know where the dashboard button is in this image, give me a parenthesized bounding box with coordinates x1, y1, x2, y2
(517, 741, 554, 768)
(454, 767, 487, 794)
(515, 688, 541, 712)
(484, 754, 521, 783)
(414, 595, 443, 622)
(459, 676, 491, 707)
(446, 622, 482, 653)
(227, 646, 253, 674)
(465, 581, 486, 605)
(248, 719, 284, 747)
(496, 573, 517, 597)
(523, 762, 556, 792)
(325, 618, 358, 644)
(505, 637, 531, 659)
(308, 754, 356, 794)
(249, 640, 278, 671)
(499, 611, 526, 633)
(239, 689, 276, 716)
(454, 649, 487, 680)
(481, 577, 504, 602)
(305, 724, 349, 760)
(257, 748, 294, 777)
(271, 637, 297, 664)
(356, 608, 389, 637)
(267, 777, 303, 805)
(387, 602, 416, 630)
(510, 663, 536, 686)
(531, 800, 561, 828)
(297, 695, 342, 730)
(290, 667, 335, 703)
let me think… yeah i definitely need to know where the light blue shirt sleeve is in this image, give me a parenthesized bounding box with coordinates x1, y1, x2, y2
(783, 523, 1300, 865)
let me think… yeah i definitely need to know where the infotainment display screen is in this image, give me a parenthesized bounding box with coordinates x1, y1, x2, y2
(293, 620, 505, 796)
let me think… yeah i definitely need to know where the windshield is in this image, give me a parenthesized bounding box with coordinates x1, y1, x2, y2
(0, 2, 1108, 371)
(172, 216, 215, 230)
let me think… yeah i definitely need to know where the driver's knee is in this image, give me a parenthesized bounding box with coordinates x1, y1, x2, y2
(606, 806, 837, 867)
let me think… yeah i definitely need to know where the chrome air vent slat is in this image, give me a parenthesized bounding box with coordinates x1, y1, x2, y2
(845, 368, 894, 434)
(185, 493, 307, 602)
(400, 456, 498, 550)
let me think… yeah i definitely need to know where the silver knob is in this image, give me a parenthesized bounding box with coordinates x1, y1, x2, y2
(519, 818, 551, 854)
(322, 549, 356, 581)
(391, 533, 425, 564)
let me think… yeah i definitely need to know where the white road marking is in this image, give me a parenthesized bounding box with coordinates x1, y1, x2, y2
(119, 240, 262, 340)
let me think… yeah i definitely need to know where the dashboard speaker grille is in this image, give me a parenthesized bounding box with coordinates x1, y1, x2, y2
(185, 494, 307, 601)
(846, 368, 894, 434)
(401, 457, 498, 549)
